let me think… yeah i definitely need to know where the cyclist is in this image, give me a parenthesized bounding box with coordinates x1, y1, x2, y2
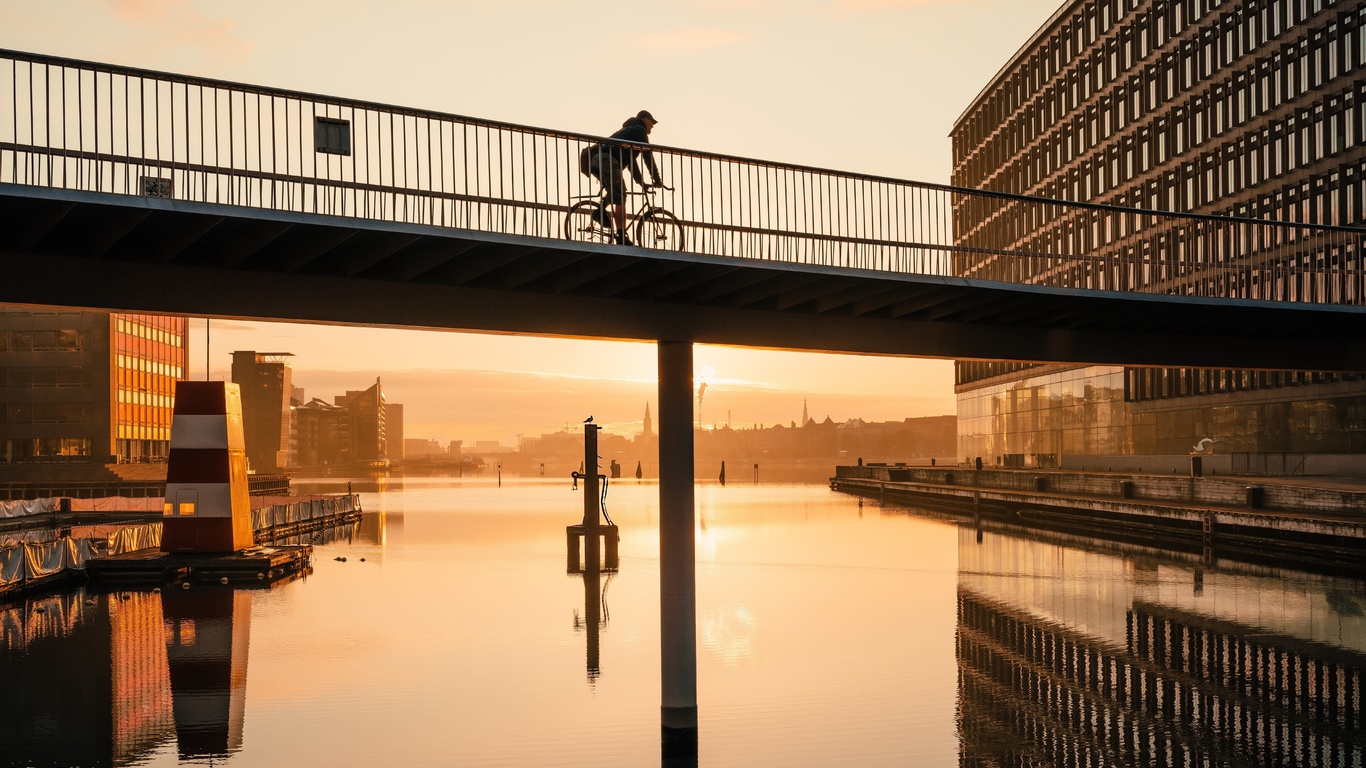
(583, 110, 663, 245)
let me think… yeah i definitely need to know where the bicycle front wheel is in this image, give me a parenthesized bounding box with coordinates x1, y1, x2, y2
(635, 208, 684, 251)
(564, 200, 612, 243)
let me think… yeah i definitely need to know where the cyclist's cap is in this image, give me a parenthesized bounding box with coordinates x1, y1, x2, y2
(637, 110, 658, 123)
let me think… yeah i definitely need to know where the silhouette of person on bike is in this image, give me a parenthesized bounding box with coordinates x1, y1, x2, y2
(583, 110, 663, 245)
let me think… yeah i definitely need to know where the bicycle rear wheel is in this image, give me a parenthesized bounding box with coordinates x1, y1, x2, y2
(564, 200, 613, 243)
(635, 208, 685, 251)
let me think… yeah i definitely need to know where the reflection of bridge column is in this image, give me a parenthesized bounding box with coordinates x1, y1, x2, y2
(162, 588, 251, 759)
(658, 341, 698, 753)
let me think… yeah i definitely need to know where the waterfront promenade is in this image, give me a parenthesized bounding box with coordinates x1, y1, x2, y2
(832, 464, 1366, 574)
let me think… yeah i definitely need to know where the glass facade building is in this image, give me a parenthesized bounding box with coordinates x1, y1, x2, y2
(0, 307, 187, 463)
(951, 0, 1366, 466)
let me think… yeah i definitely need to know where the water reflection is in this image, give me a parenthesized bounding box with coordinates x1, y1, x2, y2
(0, 591, 173, 767)
(957, 526, 1366, 766)
(0, 582, 271, 766)
(573, 569, 610, 682)
(163, 587, 251, 760)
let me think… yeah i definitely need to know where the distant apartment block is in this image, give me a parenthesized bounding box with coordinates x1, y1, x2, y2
(405, 438, 444, 457)
(0, 307, 187, 463)
(293, 378, 395, 468)
(230, 351, 293, 472)
(387, 403, 404, 460)
(294, 398, 350, 467)
(952, 0, 1366, 469)
(335, 379, 386, 464)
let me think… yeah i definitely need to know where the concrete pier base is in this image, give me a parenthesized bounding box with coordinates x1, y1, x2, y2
(658, 340, 697, 748)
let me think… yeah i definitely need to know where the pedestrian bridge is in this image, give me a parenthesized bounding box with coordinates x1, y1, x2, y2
(1, 48, 1364, 371)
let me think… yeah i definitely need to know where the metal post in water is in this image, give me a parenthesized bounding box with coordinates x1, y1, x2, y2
(658, 341, 697, 755)
(584, 423, 601, 572)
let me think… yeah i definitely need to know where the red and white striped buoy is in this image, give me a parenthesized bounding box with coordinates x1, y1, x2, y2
(161, 381, 254, 553)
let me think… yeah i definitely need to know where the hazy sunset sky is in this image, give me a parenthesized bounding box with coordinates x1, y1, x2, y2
(3, 0, 1062, 444)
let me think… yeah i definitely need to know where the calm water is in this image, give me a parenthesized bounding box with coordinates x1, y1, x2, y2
(3, 477, 1365, 767)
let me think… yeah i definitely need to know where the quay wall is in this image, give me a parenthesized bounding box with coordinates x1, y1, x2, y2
(836, 465, 1366, 516)
(831, 466, 1366, 574)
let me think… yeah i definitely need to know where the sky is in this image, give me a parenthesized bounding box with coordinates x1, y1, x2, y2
(3, 0, 1064, 445)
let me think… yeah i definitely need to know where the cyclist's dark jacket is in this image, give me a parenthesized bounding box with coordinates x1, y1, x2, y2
(594, 117, 661, 186)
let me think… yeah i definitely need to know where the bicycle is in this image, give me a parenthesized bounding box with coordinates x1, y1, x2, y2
(563, 184, 685, 250)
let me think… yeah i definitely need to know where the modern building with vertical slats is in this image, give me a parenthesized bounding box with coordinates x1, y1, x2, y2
(951, 0, 1366, 471)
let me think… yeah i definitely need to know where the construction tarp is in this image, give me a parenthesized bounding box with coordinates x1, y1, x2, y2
(251, 494, 358, 532)
(0, 498, 55, 518)
(108, 523, 161, 555)
(0, 537, 96, 588)
(0, 526, 148, 590)
(68, 497, 162, 513)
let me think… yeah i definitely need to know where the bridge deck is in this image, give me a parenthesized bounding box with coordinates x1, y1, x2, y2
(2, 184, 1364, 371)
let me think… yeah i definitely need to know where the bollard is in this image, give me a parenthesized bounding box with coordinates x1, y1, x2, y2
(567, 527, 581, 572)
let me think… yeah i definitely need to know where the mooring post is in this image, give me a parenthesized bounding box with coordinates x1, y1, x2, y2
(658, 340, 698, 756)
(584, 423, 601, 572)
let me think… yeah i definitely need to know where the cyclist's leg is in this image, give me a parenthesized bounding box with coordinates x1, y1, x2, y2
(588, 157, 623, 232)
(599, 159, 629, 237)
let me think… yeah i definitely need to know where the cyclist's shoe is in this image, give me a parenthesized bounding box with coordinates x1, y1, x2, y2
(614, 232, 634, 246)
(591, 208, 612, 227)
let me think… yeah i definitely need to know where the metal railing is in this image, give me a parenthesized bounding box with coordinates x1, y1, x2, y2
(2, 48, 1362, 305)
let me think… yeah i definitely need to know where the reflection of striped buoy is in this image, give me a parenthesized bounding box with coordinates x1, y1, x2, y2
(163, 587, 251, 757)
(161, 382, 254, 553)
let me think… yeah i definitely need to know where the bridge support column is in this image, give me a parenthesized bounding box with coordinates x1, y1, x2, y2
(658, 340, 698, 758)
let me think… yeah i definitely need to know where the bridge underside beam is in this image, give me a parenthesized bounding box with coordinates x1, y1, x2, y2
(4, 248, 1360, 372)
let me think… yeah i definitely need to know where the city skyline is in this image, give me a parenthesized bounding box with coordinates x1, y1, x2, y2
(198, 319, 954, 445)
(1, 0, 1058, 446)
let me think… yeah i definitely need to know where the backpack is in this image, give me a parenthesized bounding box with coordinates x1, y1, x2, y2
(579, 145, 597, 176)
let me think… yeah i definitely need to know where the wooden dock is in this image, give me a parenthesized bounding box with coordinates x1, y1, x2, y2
(85, 545, 312, 586)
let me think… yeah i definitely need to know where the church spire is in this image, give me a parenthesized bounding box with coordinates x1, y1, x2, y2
(802, 398, 809, 426)
(643, 402, 653, 437)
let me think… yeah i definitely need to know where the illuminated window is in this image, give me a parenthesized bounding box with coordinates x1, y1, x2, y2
(163, 502, 174, 516)
(178, 502, 195, 516)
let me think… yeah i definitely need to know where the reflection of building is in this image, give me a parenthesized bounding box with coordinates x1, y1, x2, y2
(357, 509, 388, 545)
(957, 528, 1366, 765)
(0, 592, 174, 766)
(0, 307, 188, 463)
(231, 350, 293, 472)
(951, 1, 1366, 468)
